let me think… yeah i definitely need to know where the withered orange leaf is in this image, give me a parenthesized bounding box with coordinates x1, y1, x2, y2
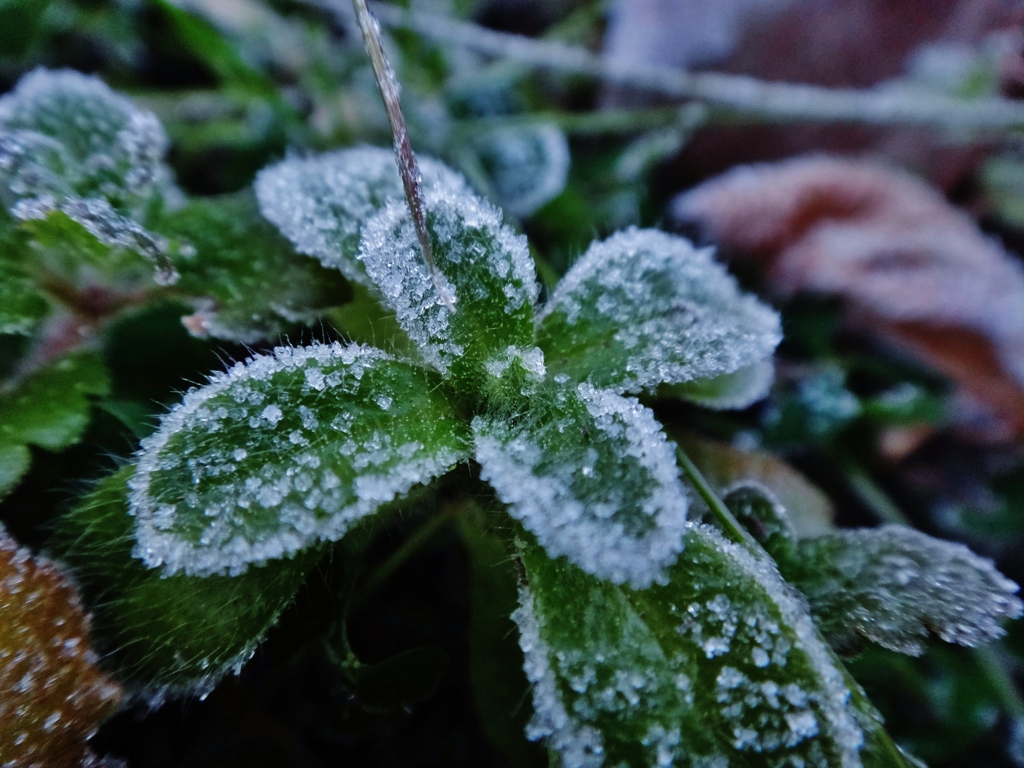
(0, 529, 122, 768)
(673, 155, 1024, 441)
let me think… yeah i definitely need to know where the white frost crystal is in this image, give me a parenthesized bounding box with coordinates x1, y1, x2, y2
(254, 146, 471, 286)
(514, 524, 870, 767)
(128, 342, 468, 576)
(0, 68, 173, 211)
(791, 525, 1024, 656)
(474, 381, 688, 588)
(512, 585, 605, 768)
(359, 184, 539, 377)
(537, 228, 781, 401)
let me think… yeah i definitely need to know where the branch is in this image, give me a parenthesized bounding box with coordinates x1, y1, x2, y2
(316, 0, 1024, 135)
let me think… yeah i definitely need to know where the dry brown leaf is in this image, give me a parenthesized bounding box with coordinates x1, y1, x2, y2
(673, 155, 1024, 441)
(0, 529, 122, 768)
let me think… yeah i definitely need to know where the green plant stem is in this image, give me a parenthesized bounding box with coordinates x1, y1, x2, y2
(674, 444, 760, 552)
(842, 458, 912, 526)
(350, 505, 460, 611)
(318, 0, 1024, 135)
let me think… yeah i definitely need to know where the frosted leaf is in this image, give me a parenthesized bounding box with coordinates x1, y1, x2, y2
(513, 525, 887, 767)
(0, 526, 122, 765)
(473, 124, 570, 217)
(13, 195, 177, 284)
(255, 146, 471, 287)
(0, 68, 174, 214)
(0, 69, 179, 284)
(128, 342, 469, 576)
(782, 525, 1024, 656)
(359, 185, 539, 390)
(665, 359, 775, 410)
(55, 469, 319, 693)
(474, 380, 688, 588)
(723, 482, 795, 559)
(160, 191, 350, 343)
(537, 228, 781, 403)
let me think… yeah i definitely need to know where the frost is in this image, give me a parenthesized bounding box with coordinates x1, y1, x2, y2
(0, 68, 174, 213)
(359, 184, 539, 381)
(0, 68, 179, 284)
(0, 527, 122, 765)
(12, 194, 177, 284)
(785, 525, 1024, 656)
(474, 124, 570, 217)
(513, 525, 872, 767)
(474, 380, 688, 588)
(512, 585, 605, 768)
(128, 342, 469, 576)
(254, 146, 471, 287)
(537, 228, 781, 401)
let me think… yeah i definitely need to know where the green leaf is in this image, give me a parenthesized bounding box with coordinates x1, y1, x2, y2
(0, 443, 29, 501)
(781, 525, 1024, 657)
(0, 255, 47, 336)
(723, 482, 796, 560)
(537, 228, 781, 404)
(0, 351, 110, 451)
(156, 190, 350, 342)
(359, 184, 541, 398)
(15, 199, 176, 285)
(129, 342, 470, 576)
(255, 146, 471, 288)
(0, 69, 179, 285)
(0, 68, 174, 214)
(473, 379, 688, 588)
(53, 469, 321, 693)
(514, 525, 906, 767)
(472, 124, 570, 217)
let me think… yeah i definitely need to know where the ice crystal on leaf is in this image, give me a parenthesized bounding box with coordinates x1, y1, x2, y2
(475, 380, 688, 589)
(358, 184, 539, 386)
(255, 146, 471, 287)
(128, 342, 469, 576)
(0, 69, 179, 284)
(513, 526, 881, 768)
(537, 228, 781, 405)
(0, 69, 171, 211)
(782, 525, 1024, 656)
(0, 525, 122, 766)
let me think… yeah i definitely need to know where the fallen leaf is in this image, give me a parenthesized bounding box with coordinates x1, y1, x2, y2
(673, 155, 1024, 441)
(0, 528, 122, 767)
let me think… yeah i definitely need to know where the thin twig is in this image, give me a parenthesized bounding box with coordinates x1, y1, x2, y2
(351, 0, 456, 312)
(318, 0, 1024, 135)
